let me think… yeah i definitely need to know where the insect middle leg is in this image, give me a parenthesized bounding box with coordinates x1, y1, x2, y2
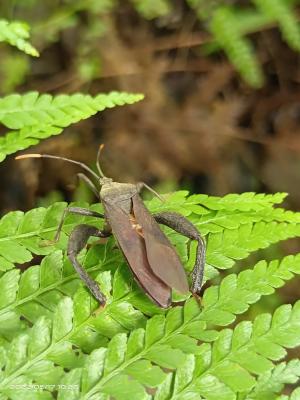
(54, 207, 105, 242)
(153, 212, 206, 295)
(67, 224, 112, 304)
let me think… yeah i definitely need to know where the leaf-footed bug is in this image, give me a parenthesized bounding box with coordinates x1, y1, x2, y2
(16, 146, 206, 308)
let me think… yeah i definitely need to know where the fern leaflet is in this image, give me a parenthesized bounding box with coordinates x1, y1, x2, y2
(0, 19, 38, 57)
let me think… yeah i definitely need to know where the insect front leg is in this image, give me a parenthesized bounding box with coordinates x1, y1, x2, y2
(137, 182, 164, 202)
(153, 212, 206, 295)
(77, 173, 100, 199)
(67, 224, 112, 304)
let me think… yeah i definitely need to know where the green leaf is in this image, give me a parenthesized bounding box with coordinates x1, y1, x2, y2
(125, 329, 145, 359)
(28, 317, 51, 357)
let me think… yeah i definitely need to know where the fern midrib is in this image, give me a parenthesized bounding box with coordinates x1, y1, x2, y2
(195, 211, 300, 229)
(149, 196, 283, 214)
(0, 97, 98, 118)
(0, 217, 103, 243)
(1, 204, 292, 244)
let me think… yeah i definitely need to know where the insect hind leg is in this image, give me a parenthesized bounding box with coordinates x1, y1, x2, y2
(153, 211, 206, 295)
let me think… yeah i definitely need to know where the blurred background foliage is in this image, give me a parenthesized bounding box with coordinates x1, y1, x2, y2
(0, 0, 299, 363)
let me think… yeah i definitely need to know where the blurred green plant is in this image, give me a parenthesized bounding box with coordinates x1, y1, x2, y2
(189, 0, 300, 87)
(1, 0, 300, 88)
(131, 0, 171, 19)
(0, 53, 29, 94)
(0, 18, 38, 56)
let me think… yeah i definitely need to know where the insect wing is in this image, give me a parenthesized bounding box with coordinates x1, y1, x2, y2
(102, 200, 171, 308)
(132, 195, 189, 294)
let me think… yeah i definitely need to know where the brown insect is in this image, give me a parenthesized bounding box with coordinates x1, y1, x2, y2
(16, 146, 206, 308)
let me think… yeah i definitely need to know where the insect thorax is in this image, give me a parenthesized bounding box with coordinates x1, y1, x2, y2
(100, 181, 138, 213)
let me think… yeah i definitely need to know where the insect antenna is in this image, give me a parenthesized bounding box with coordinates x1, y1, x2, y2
(96, 144, 106, 178)
(15, 153, 100, 181)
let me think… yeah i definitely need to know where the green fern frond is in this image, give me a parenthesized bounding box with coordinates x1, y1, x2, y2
(156, 302, 300, 400)
(0, 91, 144, 162)
(0, 297, 197, 399)
(205, 221, 300, 271)
(2, 299, 299, 399)
(253, 0, 300, 51)
(0, 298, 83, 399)
(200, 254, 300, 326)
(0, 190, 300, 398)
(0, 92, 144, 130)
(0, 201, 109, 270)
(148, 192, 299, 236)
(191, 209, 300, 238)
(187, 192, 288, 211)
(0, 19, 39, 56)
(210, 7, 264, 88)
(0, 245, 153, 343)
(148, 191, 287, 215)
